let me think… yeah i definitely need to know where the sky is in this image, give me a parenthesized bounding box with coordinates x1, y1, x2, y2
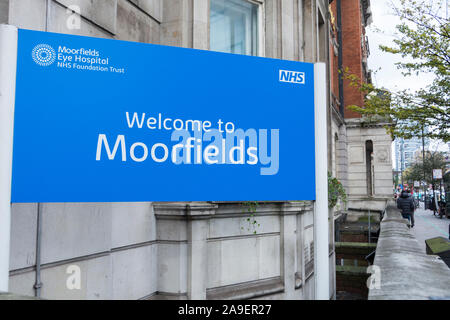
(367, 0, 442, 91)
(366, 0, 449, 166)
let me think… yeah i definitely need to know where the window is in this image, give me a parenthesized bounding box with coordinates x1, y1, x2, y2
(210, 0, 259, 56)
(366, 140, 374, 196)
(333, 133, 339, 177)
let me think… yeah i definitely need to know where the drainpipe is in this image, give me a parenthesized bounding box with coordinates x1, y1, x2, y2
(336, 0, 344, 117)
(34, 203, 43, 297)
(32, 0, 50, 299)
(46, 0, 51, 31)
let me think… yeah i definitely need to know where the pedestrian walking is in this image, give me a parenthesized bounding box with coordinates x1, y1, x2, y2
(397, 189, 415, 228)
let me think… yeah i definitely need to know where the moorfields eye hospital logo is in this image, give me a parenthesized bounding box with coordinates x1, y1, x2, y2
(30, 42, 126, 74)
(32, 44, 56, 66)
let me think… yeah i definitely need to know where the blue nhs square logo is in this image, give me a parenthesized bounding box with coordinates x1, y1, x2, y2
(279, 70, 305, 84)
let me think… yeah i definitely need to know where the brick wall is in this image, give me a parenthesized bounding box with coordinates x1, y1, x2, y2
(329, 1, 340, 113)
(341, 0, 365, 119)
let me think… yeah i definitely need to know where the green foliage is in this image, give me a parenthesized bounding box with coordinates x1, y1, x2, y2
(403, 150, 447, 184)
(344, 0, 449, 142)
(357, 215, 378, 224)
(241, 201, 260, 234)
(328, 173, 347, 209)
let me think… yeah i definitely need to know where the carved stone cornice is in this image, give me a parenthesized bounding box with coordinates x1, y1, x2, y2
(153, 202, 218, 220)
(345, 117, 392, 129)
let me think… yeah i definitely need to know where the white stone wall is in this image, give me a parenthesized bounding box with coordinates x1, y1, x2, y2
(5, 0, 334, 299)
(154, 202, 316, 300)
(346, 119, 393, 212)
(9, 201, 317, 300)
(9, 202, 157, 299)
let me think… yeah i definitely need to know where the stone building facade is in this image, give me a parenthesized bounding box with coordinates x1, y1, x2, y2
(329, 0, 393, 216)
(1, 0, 336, 299)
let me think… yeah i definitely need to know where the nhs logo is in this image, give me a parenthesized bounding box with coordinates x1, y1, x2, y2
(279, 70, 305, 84)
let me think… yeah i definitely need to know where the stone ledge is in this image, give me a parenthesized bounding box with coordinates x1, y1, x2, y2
(0, 292, 39, 300)
(154, 202, 313, 220)
(206, 277, 284, 300)
(153, 202, 218, 220)
(336, 265, 368, 276)
(147, 291, 187, 300)
(336, 242, 377, 256)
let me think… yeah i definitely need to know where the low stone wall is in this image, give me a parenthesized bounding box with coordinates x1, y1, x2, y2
(369, 203, 450, 300)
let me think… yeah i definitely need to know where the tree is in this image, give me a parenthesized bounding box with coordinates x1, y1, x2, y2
(345, 0, 449, 142)
(403, 150, 447, 185)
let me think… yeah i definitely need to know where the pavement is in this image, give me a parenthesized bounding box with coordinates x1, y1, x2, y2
(411, 203, 450, 254)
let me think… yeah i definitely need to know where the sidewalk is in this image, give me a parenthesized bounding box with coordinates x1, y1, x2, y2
(411, 204, 450, 254)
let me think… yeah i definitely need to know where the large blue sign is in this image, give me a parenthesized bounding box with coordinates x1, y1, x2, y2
(11, 29, 315, 202)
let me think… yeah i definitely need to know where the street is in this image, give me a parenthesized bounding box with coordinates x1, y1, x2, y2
(412, 204, 450, 254)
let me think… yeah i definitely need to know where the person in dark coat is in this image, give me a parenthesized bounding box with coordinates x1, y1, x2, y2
(397, 189, 415, 228)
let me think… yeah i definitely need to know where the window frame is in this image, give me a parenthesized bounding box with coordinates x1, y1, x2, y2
(248, 0, 265, 57)
(209, 0, 265, 57)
